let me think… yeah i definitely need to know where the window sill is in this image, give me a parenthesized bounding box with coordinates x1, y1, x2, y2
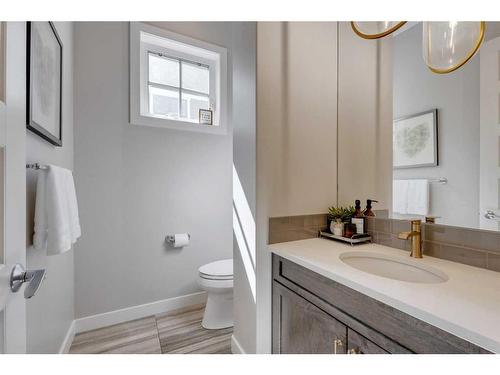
(130, 113, 227, 135)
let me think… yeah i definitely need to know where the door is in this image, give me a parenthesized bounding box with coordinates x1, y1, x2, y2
(273, 283, 347, 354)
(0, 21, 27, 354)
(479, 35, 500, 230)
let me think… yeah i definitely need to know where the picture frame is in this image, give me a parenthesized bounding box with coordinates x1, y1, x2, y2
(199, 108, 213, 125)
(393, 109, 438, 169)
(26, 21, 63, 147)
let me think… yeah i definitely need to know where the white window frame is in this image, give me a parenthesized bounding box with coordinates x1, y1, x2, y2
(130, 22, 228, 135)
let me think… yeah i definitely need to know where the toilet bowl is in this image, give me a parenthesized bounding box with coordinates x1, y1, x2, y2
(198, 259, 233, 329)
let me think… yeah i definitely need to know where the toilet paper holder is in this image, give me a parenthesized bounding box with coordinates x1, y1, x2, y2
(165, 233, 191, 246)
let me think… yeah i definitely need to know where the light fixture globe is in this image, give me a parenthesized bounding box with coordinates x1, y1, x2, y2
(423, 21, 485, 74)
(351, 21, 407, 39)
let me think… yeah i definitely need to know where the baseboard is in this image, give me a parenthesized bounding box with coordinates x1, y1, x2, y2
(59, 320, 76, 354)
(231, 334, 246, 354)
(74, 291, 207, 334)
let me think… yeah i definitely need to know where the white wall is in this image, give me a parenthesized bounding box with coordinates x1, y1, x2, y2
(393, 24, 480, 227)
(337, 23, 393, 210)
(256, 22, 338, 353)
(23, 22, 74, 354)
(3, 21, 28, 354)
(73, 23, 257, 340)
(256, 22, 393, 353)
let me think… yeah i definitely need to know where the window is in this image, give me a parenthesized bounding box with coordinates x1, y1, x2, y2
(147, 53, 211, 122)
(130, 22, 228, 134)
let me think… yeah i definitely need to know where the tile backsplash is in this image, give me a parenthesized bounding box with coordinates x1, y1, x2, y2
(268, 213, 500, 273)
(268, 214, 327, 244)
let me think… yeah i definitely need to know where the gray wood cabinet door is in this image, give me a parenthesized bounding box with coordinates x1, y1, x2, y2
(273, 283, 347, 354)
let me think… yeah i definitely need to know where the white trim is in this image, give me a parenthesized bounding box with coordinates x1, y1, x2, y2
(58, 320, 75, 354)
(231, 334, 247, 354)
(74, 292, 207, 334)
(129, 22, 228, 135)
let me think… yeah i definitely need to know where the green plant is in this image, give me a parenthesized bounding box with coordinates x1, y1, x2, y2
(328, 205, 355, 221)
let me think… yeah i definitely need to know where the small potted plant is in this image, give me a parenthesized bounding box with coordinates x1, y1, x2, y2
(327, 206, 355, 236)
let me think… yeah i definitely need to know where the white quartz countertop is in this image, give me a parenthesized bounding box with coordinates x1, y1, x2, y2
(269, 238, 500, 353)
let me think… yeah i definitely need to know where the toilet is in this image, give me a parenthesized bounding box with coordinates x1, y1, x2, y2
(198, 259, 233, 329)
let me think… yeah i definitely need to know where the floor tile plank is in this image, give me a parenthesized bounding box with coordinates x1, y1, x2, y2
(69, 304, 232, 354)
(70, 316, 161, 354)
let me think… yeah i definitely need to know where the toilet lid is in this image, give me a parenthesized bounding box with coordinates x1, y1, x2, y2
(199, 259, 233, 279)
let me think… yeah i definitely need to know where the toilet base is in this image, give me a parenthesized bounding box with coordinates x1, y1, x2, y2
(200, 284, 233, 329)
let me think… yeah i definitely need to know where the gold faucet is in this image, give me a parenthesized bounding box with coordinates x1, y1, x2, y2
(397, 220, 422, 258)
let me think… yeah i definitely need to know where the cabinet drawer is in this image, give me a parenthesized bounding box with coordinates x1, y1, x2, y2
(347, 329, 388, 354)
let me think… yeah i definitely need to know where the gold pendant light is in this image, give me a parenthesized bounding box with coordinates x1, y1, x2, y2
(350, 21, 407, 39)
(423, 21, 485, 74)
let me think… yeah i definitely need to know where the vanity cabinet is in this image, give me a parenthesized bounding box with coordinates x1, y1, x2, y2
(274, 283, 347, 354)
(272, 254, 491, 354)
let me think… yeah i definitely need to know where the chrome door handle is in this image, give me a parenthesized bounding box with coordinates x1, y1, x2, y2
(10, 263, 46, 299)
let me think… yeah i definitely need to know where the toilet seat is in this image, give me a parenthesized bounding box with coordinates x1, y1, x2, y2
(199, 259, 233, 281)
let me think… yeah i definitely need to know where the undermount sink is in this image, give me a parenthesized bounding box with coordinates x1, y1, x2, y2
(340, 251, 448, 284)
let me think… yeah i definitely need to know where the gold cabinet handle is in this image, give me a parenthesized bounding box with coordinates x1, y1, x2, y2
(333, 338, 344, 354)
(348, 347, 361, 354)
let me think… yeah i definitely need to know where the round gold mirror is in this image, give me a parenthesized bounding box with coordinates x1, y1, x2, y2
(350, 21, 407, 39)
(422, 21, 485, 74)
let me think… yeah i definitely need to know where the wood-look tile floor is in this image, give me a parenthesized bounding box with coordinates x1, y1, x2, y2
(69, 304, 232, 354)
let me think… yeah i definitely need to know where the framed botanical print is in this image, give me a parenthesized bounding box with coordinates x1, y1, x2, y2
(26, 21, 63, 146)
(393, 109, 438, 169)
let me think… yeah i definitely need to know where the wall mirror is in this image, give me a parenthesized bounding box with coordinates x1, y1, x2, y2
(391, 22, 500, 231)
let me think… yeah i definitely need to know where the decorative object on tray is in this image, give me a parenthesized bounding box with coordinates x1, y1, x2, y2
(26, 21, 63, 146)
(199, 108, 213, 125)
(327, 205, 355, 235)
(393, 109, 438, 169)
(319, 231, 372, 246)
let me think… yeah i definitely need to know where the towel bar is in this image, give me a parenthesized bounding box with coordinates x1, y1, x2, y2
(399, 177, 447, 184)
(26, 163, 48, 170)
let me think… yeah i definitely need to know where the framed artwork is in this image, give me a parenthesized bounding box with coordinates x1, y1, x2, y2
(393, 109, 438, 169)
(26, 21, 63, 146)
(199, 108, 213, 125)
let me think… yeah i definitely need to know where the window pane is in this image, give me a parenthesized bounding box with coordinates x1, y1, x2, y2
(181, 61, 209, 94)
(180, 91, 210, 122)
(149, 85, 179, 118)
(148, 53, 179, 87)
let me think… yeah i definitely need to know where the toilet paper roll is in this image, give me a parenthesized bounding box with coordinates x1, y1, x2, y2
(173, 233, 190, 248)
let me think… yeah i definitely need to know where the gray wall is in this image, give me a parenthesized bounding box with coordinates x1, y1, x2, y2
(25, 22, 75, 353)
(393, 24, 480, 227)
(231, 22, 256, 353)
(73, 23, 256, 339)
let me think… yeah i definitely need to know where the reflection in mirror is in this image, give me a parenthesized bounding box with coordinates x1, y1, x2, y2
(392, 22, 500, 231)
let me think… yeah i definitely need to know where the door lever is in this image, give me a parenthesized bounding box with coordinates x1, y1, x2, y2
(10, 263, 46, 299)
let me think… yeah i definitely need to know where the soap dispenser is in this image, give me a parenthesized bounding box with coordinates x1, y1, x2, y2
(351, 200, 365, 234)
(363, 199, 378, 217)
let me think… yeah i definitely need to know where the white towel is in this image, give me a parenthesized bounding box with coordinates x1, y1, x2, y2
(33, 165, 81, 255)
(393, 179, 430, 216)
(407, 179, 429, 216)
(393, 180, 409, 214)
